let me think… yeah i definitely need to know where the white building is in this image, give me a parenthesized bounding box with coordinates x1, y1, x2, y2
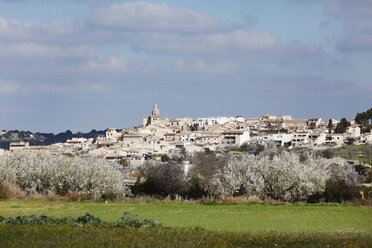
(271, 133, 293, 147)
(291, 132, 310, 148)
(194, 116, 245, 129)
(325, 134, 344, 146)
(346, 125, 361, 139)
(221, 130, 250, 146)
(105, 128, 120, 141)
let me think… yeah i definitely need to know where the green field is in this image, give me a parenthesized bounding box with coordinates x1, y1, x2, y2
(1, 225, 371, 248)
(1, 200, 371, 233)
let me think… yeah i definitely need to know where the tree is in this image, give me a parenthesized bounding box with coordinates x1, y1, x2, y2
(334, 118, 350, 133)
(188, 152, 229, 198)
(135, 161, 186, 197)
(0, 151, 130, 199)
(328, 119, 333, 134)
(191, 123, 199, 131)
(279, 128, 288, 133)
(355, 108, 372, 133)
(239, 142, 264, 155)
(213, 152, 332, 202)
(323, 163, 360, 203)
(161, 154, 170, 162)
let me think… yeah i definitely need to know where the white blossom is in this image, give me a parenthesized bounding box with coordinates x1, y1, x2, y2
(0, 152, 130, 199)
(213, 151, 333, 202)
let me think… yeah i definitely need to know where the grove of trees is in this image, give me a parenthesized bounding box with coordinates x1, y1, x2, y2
(134, 151, 363, 203)
(0, 152, 130, 200)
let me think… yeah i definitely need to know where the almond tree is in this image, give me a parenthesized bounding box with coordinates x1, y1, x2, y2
(213, 151, 332, 202)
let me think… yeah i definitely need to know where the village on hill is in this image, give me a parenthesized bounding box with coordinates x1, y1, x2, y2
(4, 105, 372, 169)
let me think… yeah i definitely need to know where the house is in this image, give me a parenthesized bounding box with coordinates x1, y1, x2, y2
(9, 141, 29, 152)
(194, 116, 245, 130)
(346, 125, 361, 139)
(164, 133, 178, 142)
(307, 118, 322, 129)
(66, 137, 87, 145)
(271, 133, 293, 147)
(185, 144, 205, 154)
(122, 134, 145, 147)
(363, 133, 372, 144)
(291, 132, 310, 148)
(200, 134, 222, 145)
(222, 130, 250, 146)
(245, 118, 260, 130)
(105, 128, 119, 141)
(308, 132, 326, 146)
(325, 134, 344, 146)
(254, 135, 269, 144)
(283, 120, 308, 132)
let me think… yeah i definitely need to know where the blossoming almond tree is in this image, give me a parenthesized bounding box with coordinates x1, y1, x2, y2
(0, 152, 130, 199)
(213, 152, 333, 202)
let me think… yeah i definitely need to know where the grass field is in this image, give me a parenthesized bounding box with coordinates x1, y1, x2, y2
(1, 225, 371, 248)
(1, 200, 371, 233)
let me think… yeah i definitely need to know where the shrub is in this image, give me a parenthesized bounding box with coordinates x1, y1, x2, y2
(200, 200, 222, 206)
(0, 183, 10, 200)
(45, 192, 59, 201)
(5, 185, 26, 200)
(115, 212, 164, 228)
(67, 191, 91, 202)
(76, 213, 102, 225)
(101, 191, 117, 201)
(222, 197, 246, 205)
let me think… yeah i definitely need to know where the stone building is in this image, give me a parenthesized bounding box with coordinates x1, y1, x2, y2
(143, 104, 161, 126)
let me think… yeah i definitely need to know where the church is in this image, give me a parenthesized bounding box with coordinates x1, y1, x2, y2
(142, 104, 168, 126)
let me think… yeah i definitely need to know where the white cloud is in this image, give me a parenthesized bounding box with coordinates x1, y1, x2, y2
(83, 56, 129, 73)
(83, 2, 235, 34)
(0, 83, 20, 95)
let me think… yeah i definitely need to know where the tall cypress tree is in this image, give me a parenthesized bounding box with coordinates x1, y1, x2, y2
(328, 119, 333, 134)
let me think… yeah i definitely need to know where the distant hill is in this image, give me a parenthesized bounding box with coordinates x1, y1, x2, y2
(0, 129, 106, 150)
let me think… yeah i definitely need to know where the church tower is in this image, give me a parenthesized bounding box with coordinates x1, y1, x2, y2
(152, 104, 160, 120)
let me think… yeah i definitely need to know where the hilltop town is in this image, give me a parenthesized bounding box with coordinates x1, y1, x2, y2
(3, 105, 371, 167)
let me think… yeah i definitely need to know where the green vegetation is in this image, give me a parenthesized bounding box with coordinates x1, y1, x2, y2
(1, 225, 371, 248)
(334, 118, 350, 133)
(355, 107, 372, 133)
(0, 200, 371, 233)
(0, 212, 163, 228)
(322, 144, 372, 165)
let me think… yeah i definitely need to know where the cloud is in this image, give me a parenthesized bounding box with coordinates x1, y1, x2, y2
(334, 21, 372, 52)
(82, 2, 235, 34)
(323, 0, 372, 19)
(0, 83, 20, 96)
(0, 1, 324, 64)
(289, 0, 372, 19)
(128, 30, 323, 63)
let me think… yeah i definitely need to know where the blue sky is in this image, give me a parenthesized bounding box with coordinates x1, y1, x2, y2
(0, 0, 371, 132)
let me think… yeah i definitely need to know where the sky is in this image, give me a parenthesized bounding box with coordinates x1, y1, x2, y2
(0, 0, 371, 133)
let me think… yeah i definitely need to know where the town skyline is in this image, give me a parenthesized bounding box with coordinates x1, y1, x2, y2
(0, 104, 365, 133)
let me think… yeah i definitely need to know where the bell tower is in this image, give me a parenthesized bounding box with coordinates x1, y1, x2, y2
(152, 104, 160, 120)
